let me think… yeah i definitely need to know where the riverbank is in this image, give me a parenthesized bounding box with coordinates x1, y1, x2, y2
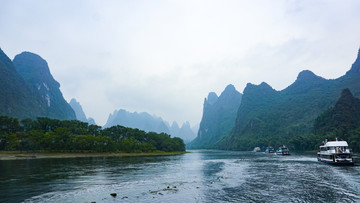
(0, 151, 188, 160)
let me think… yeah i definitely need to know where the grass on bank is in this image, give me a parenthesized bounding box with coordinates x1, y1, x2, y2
(0, 150, 189, 160)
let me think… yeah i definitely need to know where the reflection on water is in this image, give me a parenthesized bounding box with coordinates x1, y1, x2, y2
(1, 151, 360, 202)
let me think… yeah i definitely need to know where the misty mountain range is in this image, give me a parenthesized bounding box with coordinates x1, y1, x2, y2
(2, 47, 360, 150)
(0, 48, 197, 143)
(104, 109, 197, 143)
(190, 48, 360, 150)
(69, 99, 198, 143)
(68, 98, 96, 125)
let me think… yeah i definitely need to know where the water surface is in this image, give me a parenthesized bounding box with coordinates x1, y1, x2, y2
(1, 151, 360, 202)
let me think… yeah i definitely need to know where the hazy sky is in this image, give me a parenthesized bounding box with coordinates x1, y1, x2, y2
(1, 0, 360, 126)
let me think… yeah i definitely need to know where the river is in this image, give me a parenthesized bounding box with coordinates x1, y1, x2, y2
(1, 150, 360, 202)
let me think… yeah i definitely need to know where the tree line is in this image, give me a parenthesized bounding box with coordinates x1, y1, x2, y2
(0, 116, 185, 153)
(219, 89, 360, 152)
(290, 89, 360, 152)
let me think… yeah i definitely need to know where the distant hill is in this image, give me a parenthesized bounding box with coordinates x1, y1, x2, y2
(188, 84, 242, 149)
(104, 109, 171, 134)
(69, 98, 96, 125)
(170, 121, 180, 137)
(170, 121, 196, 144)
(104, 109, 196, 143)
(0, 48, 75, 120)
(220, 48, 360, 151)
(313, 89, 360, 145)
(289, 88, 360, 152)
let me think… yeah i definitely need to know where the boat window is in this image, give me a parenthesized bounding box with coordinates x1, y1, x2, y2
(320, 154, 332, 159)
(337, 154, 351, 158)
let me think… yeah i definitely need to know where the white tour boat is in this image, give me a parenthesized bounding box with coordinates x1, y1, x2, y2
(276, 145, 290, 155)
(265, 146, 275, 153)
(317, 138, 354, 165)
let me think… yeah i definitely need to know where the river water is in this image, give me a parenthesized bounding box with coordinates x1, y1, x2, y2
(1, 150, 360, 202)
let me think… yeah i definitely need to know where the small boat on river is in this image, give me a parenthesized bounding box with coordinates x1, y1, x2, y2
(276, 145, 290, 155)
(317, 138, 354, 165)
(265, 146, 275, 153)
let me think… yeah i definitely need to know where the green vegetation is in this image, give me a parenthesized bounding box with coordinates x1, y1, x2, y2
(0, 116, 185, 153)
(290, 88, 360, 152)
(188, 84, 242, 149)
(208, 49, 360, 151)
(220, 88, 360, 152)
(13, 51, 76, 120)
(0, 49, 47, 120)
(0, 48, 76, 121)
(218, 53, 360, 151)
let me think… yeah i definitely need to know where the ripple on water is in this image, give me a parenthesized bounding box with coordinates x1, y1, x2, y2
(4, 151, 360, 202)
(207, 153, 360, 203)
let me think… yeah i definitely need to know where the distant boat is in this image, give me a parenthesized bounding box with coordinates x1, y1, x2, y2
(252, 147, 261, 152)
(265, 146, 275, 153)
(317, 138, 354, 165)
(276, 145, 290, 155)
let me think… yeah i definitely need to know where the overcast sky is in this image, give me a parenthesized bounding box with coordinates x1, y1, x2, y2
(1, 0, 360, 126)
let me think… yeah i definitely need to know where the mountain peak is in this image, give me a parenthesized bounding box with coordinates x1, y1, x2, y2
(334, 88, 360, 115)
(341, 88, 353, 98)
(296, 70, 318, 81)
(0, 48, 47, 119)
(69, 98, 87, 122)
(16, 51, 46, 62)
(12, 51, 76, 120)
(244, 82, 275, 95)
(283, 69, 326, 93)
(13, 51, 59, 88)
(206, 92, 218, 105)
(181, 121, 191, 128)
(259, 82, 272, 88)
(14, 52, 50, 72)
(224, 84, 236, 91)
(171, 121, 180, 129)
(346, 48, 360, 75)
(219, 84, 240, 98)
(104, 109, 170, 134)
(69, 98, 78, 104)
(313, 88, 360, 139)
(0, 48, 14, 70)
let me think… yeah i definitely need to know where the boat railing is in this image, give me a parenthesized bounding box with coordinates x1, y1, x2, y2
(328, 149, 336, 153)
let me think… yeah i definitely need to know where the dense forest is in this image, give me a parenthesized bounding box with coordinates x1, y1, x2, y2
(219, 88, 360, 152)
(289, 88, 360, 152)
(0, 116, 185, 153)
(215, 49, 360, 151)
